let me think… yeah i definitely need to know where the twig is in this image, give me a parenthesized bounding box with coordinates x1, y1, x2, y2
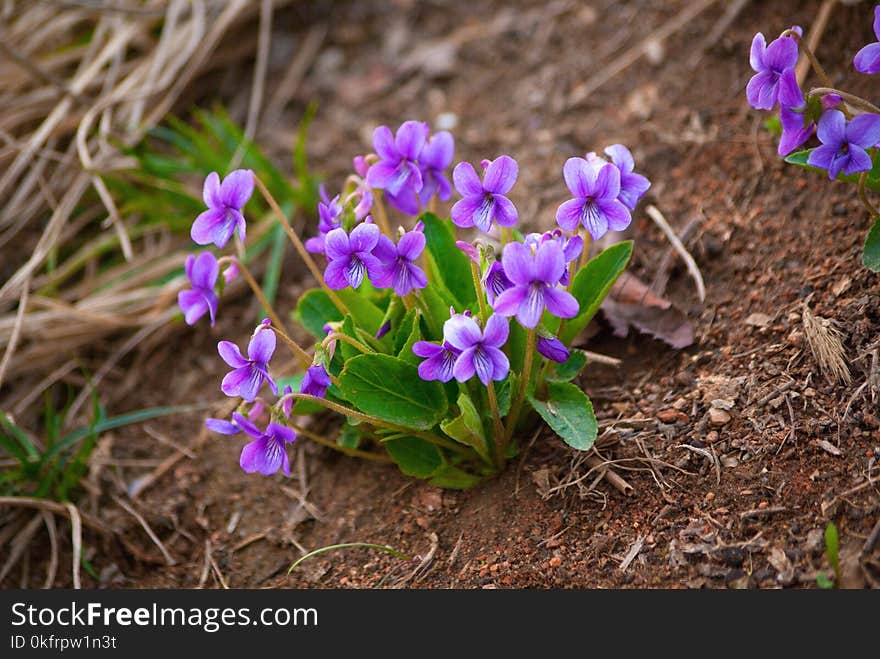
(198, 539, 211, 589)
(619, 535, 645, 571)
(112, 495, 176, 566)
(40, 511, 58, 589)
(64, 502, 82, 589)
(740, 506, 787, 520)
(645, 205, 705, 303)
(585, 454, 634, 496)
(0, 276, 29, 391)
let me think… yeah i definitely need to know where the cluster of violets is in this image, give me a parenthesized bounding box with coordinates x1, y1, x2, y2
(747, 7, 880, 179)
(178, 119, 650, 477)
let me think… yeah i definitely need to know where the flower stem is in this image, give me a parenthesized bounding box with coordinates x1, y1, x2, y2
(505, 327, 536, 443)
(807, 87, 880, 116)
(252, 174, 350, 317)
(486, 379, 506, 468)
(276, 392, 471, 457)
(288, 421, 392, 462)
(322, 332, 374, 354)
(575, 228, 592, 275)
(780, 28, 833, 90)
(271, 326, 312, 370)
(858, 171, 879, 217)
(470, 260, 488, 321)
(371, 191, 393, 236)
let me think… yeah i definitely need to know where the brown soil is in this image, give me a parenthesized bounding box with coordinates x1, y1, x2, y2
(7, 0, 880, 589)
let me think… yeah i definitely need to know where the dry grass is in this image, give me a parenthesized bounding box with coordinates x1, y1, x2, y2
(0, 0, 296, 412)
(802, 300, 851, 385)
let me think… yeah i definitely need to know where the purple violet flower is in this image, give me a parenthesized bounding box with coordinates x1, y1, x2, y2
(484, 261, 513, 305)
(350, 156, 374, 220)
(443, 313, 510, 385)
(451, 156, 518, 233)
(492, 240, 579, 328)
(373, 222, 428, 296)
(323, 221, 383, 290)
(604, 145, 651, 210)
(300, 364, 332, 399)
(191, 170, 254, 248)
(178, 252, 219, 326)
(455, 240, 480, 264)
(537, 336, 570, 363)
(376, 320, 392, 339)
(855, 6, 880, 75)
(412, 341, 461, 383)
(746, 29, 800, 111)
(556, 159, 631, 240)
(218, 322, 277, 401)
(232, 413, 296, 477)
(281, 384, 294, 419)
(305, 189, 344, 254)
(807, 110, 880, 180)
(365, 121, 429, 214)
(777, 69, 815, 156)
(418, 131, 454, 205)
(205, 417, 241, 435)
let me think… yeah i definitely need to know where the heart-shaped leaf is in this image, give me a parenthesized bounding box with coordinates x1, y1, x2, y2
(338, 354, 448, 429)
(527, 381, 597, 451)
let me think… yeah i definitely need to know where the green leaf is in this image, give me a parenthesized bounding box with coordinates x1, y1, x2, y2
(493, 374, 513, 418)
(560, 241, 633, 344)
(825, 522, 839, 579)
(863, 217, 880, 272)
(393, 308, 419, 355)
(816, 572, 835, 589)
(338, 354, 448, 429)
(420, 213, 476, 307)
(785, 148, 880, 191)
(546, 350, 588, 382)
(384, 436, 444, 477)
(336, 287, 386, 336)
(296, 288, 343, 338)
(440, 393, 491, 463)
(395, 312, 422, 366)
(429, 465, 483, 489)
(527, 381, 597, 451)
(416, 284, 450, 338)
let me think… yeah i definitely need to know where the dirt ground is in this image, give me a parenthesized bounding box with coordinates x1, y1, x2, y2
(9, 0, 880, 589)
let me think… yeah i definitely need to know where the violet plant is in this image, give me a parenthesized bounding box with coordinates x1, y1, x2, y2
(180, 121, 649, 487)
(747, 8, 880, 271)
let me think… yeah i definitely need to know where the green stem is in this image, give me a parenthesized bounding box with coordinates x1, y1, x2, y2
(780, 28, 833, 90)
(505, 327, 536, 443)
(287, 542, 411, 575)
(470, 260, 488, 321)
(371, 191, 393, 236)
(807, 87, 880, 116)
(288, 421, 392, 462)
(322, 332, 373, 354)
(252, 174, 350, 318)
(486, 379, 505, 468)
(858, 171, 879, 217)
(276, 392, 470, 457)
